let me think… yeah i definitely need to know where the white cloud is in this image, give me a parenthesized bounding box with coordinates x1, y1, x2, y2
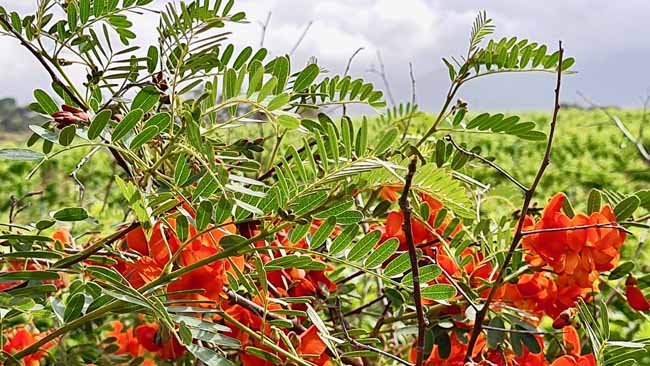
(1, 0, 650, 110)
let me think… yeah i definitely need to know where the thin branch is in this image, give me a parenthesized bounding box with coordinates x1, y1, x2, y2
(334, 298, 414, 366)
(0, 15, 86, 110)
(51, 222, 140, 269)
(70, 146, 101, 204)
(464, 41, 565, 362)
(577, 91, 650, 164)
(398, 158, 425, 366)
(224, 286, 305, 333)
(342, 47, 365, 116)
(401, 62, 417, 142)
(368, 50, 396, 106)
(258, 12, 272, 48)
(482, 325, 559, 335)
(521, 222, 632, 236)
(444, 134, 527, 192)
(343, 295, 385, 317)
(289, 21, 313, 56)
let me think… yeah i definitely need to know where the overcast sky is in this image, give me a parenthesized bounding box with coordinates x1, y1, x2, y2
(2, 0, 649, 111)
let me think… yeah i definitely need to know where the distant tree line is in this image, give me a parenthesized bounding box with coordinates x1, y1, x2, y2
(0, 97, 44, 133)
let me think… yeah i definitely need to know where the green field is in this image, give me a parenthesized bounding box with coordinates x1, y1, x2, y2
(2, 107, 646, 225)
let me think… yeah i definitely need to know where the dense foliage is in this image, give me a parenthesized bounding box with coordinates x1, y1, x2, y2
(1, 2, 649, 366)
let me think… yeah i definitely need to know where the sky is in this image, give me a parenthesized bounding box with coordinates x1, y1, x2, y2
(1, 0, 649, 112)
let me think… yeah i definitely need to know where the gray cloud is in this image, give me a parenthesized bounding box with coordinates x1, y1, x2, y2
(1, 0, 649, 111)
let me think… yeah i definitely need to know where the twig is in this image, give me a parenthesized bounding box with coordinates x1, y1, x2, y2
(224, 286, 305, 333)
(464, 41, 564, 362)
(8, 191, 43, 225)
(398, 158, 425, 366)
(0, 15, 86, 109)
(577, 91, 650, 164)
(368, 50, 396, 106)
(343, 295, 385, 317)
(444, 135, 527, 192)
(334, 298, 413, 366)
(401, 62, 417, 142)
(52, 222, 140, 269)
(482, 325, 559, 335)
(521, 222, 632, 236)
(258, 12, 272, 48)
(342, 47, 365, 116)
(289, 21, 313, 55)
(70, 146, 101, 204)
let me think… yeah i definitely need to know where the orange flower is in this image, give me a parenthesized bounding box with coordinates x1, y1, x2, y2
(3, 328, 53, 366)
(52, 228, 72, 245)
(106, 320, 144, 357)
(134, 323, 186, 360)
(550, 326, 596, 366)
(625, 275, 650, 311)
(296, 325, 331, 366)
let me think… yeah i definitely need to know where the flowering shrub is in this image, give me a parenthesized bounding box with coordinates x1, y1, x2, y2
(0, 2, 649, 366)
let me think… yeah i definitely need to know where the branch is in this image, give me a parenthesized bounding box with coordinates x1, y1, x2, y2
(398, 157, 426, 366)
(289, 20, 313, 55)
(224, 286, 305, 333)
(70, 146, 101, 204)
(577, 91, 650, 164)
(342, 47, 365, 116)
(401, 62, 417, 142)
(464, 41, 565, 362)
(51, 222, 140, 269)
(521, 222, 632, 236)
(258, 12, 272, 48)
(0, 15, 87, 110)
(334, 298, 414, 366)
(368, 50, 396, 106)
(444, 134, 527, 192)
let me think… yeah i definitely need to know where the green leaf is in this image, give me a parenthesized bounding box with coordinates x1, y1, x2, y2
(329, 225, 360, 255)
(64, 293, 85, 322)
(614, 196, 640, 221)
(335, 210, 363, 225)
(373, 127, 398, 155)
(289, 222, 311, 244)
(293, 63, 320, 91)
(245, 347, 282, 364)
(383, 252, 412, 277)
(267, 93, 290, 111)
(402, 264, 441, 286)
(277, 114, 300, 129)
(79, 0, 91, 23)
(0, 270, 60, 281)
(364, 238, 398, 269)
(348, 230, 381, 262)
(58, 125, 76, 146)
(147, 46, 158, 73)
(53, 207, 89, 221)
(33, 89, 58, 115)
(609, 262, 635, 280)
(420, 284, 456, 300)
(196, 200, 213, 230)
(186, 344, 235, 366)
(174, 154, 191, 186)
(0, 148, 43, 161)
(112, 108, 144, 142)
(132, 86, 160, 112)
(88, 110, 112, 139)
(587, 189, 601, 214)
(129, 125, 159, 149)
(310, 216, 337, 248)
(487, 317, 506, 349)
(144, 112, 171, 132)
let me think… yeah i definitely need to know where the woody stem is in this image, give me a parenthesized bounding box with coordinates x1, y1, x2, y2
(464, 41, 564, 362)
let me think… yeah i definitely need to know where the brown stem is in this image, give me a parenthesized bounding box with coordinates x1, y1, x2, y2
(464, 41, 565, 362)
(521, 222, 631, 236)
(398, 157, 425, 366)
